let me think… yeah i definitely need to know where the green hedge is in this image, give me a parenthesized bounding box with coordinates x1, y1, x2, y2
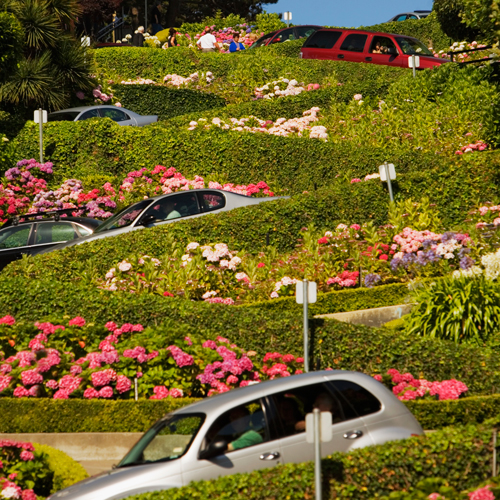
(125, 423, 494, 500)
(0, 284, 499, 395)
(34, 443, 88, 492)
(12, 120, 500, 221)
(3, 394, 500, 433)
(0, 398, 197, 433)
(112, 85, 226, 120)
(405, 394, 500, 429)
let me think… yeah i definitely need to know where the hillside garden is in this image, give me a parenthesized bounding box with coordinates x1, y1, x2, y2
(3, 9, 500, 500)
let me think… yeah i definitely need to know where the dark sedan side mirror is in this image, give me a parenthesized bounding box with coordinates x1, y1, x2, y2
(199, 440, 228, 460)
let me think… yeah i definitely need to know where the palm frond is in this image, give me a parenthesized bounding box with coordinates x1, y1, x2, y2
(0, 51, 68, 110)
(53, 35, 94, 91)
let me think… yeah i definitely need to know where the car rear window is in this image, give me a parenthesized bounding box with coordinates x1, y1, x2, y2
(330, 380, 381, 418)
(340, 33, 368, 52)
(303, 30, 342, 49)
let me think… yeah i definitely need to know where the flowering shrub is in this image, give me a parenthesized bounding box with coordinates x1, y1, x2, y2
(188, 107, 328, 140)
(1, 161, 275, 221)
(0, 440, 47, 499)
(433, 40, 497, 62)
(373, 368, 468, 401)
(0, 316, 303, 399)
(254, 77, 321, 99)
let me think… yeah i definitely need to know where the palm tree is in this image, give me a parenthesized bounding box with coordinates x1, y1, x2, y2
(0, 0, 94, 113)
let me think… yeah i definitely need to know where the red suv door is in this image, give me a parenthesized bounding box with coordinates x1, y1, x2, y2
(336, 32, 369, 63)
(364, 34, 402, 67)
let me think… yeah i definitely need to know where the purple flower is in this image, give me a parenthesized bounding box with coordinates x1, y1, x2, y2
(364, 273, 381, 288)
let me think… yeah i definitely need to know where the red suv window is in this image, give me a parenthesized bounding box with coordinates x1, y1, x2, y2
(340, 33, 368, 52)
(303, 30, 342, 49)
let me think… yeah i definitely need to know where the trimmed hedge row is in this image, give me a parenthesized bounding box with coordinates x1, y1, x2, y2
(33, 443, 88, 493)
(0, 284, 499, 395)
(126, 423, 494, 500)
(2, 394, 500, 433)
(405, 394, 500, 430)
(112, 85, 226, 121)
(12, 120, 500, 221)
(0, 398, 198, 433)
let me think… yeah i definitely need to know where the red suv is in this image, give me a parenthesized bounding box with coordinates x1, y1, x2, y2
(300, 29, 449, 69)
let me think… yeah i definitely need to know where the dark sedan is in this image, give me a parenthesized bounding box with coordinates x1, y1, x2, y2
(0, 211, 101, 270)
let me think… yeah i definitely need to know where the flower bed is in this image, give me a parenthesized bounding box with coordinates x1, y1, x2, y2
(187, 107, 328, 139)
(0, 315, 469, 402)
(0, 315, 304, 400)
(0, 161, 273, 223)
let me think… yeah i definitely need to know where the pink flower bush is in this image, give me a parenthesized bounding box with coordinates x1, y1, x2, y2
(374, 369, 468, 401)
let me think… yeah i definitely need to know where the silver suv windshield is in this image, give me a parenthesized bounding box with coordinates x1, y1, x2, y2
(94, 200, 151, 233)
(118, 413, 205, 467)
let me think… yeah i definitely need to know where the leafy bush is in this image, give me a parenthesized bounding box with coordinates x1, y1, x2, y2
(433, 0, 482, 41)
(125, 423, 495, 500)
(406, 276, 500, 345)
(111, 85, 226, 120)
(0, 12, 22, 79)
(33, 443, 88, 493)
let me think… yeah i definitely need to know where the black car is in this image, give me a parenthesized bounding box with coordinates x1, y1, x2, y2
(0, 210, 101, 270)
(250, 25, 322, 48)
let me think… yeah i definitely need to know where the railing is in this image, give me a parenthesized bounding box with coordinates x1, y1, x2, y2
(96, 17, 125, 42)
(447, 45, 497, 65)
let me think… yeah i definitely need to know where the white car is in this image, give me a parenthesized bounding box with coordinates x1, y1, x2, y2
(48, 106, 157, 126)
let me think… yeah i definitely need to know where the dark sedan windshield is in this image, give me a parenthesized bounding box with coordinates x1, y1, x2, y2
(93, 200, 151, 233)
(48, 112, 80, 122)
(118, 413, 205, 467)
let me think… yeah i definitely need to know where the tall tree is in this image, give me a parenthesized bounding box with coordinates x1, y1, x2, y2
(0, 0, 94, 113)
(433, 0, 482, 41)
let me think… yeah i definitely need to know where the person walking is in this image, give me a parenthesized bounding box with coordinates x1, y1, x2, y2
(196, 28, 219, 52)
(151, 1, 163, 35)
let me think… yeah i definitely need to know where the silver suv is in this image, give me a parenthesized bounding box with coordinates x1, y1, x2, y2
(48, 371, 423, 500)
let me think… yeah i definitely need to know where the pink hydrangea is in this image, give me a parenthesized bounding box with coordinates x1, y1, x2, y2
(202, 340, 217, 349)
(53, 389, 70, 399)
(68, 316, 86, 327)
(83, 388, 99, 399)
(20, 450, 34, 461)
(150, 386, 169, 400)
(99, 386, 114, 398)
(116, 375, 132, 394)
(0, 375, 12, 392)
(91, 369, 117, 387)
(169, 388, 184, 398)
(468, 486, 494, 500)
(21, 369, 43, 387)
(0, 315, 15, 325)
(59, 375, 82, 394)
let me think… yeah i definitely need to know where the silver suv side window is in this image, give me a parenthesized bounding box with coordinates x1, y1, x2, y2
(35, 222, 77, 244)
(271, 382, 347, 438)
(330, 380, 381, 418)
(203, 400, 268, 453)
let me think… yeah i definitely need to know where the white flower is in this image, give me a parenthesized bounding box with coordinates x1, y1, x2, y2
(105, 268, 115, 279)
(126, 34, 132, 39)
(353, 94, 362, 100)
(482, 249, 500, 280)
(202, 291, 217, 299)
(1, 487, 20, 499)
(118, 261, 132, 272)
(270, 291, 279, 298)
(219, 259, 229, 268)
(186, 242, 199, 251)
(181, 254, 192, 262)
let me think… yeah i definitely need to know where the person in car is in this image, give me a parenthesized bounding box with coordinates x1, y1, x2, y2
(226, 407, 263, 451)
(372, 41, 382, 53)
(295, 392, 338, 431)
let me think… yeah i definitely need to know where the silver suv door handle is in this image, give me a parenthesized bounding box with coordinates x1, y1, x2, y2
(260, 452, 280, 460)
(343, 430, 363, 439)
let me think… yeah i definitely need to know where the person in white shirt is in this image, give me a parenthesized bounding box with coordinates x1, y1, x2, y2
(196, 29, 220, 52)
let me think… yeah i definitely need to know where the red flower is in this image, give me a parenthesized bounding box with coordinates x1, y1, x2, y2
(379, 254, 388, 261)
(318, 237, 329, 244)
